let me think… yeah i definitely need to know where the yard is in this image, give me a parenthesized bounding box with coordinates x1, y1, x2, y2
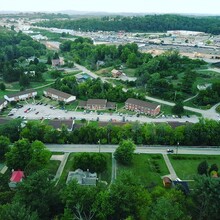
(58, 153, 112, 186)
(168, 154, 220, 180)
(117, 154, 169, 187)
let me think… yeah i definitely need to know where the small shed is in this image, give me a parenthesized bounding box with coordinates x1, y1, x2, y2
(163, 177, 172, 188)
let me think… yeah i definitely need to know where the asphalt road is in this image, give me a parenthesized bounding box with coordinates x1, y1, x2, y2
(46, 144, 220, 155)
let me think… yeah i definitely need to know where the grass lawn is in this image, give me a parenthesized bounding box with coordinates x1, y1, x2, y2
(123, 68, 136, 77)
(118, 154, 169, 187)
(169, 154, 220, 180)
(58, 153, 112, 186)
(47, 160, 61, 179)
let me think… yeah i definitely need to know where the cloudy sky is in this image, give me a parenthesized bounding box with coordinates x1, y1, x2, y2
(0, 0, 219, 14)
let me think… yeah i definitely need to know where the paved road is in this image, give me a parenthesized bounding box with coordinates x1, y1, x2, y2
(46, 144, 220, 155)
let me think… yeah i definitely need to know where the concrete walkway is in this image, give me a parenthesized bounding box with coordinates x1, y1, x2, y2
(52, 153, 70, 185)
(162, 154, 178, 180)
(111, 153, 117, 184)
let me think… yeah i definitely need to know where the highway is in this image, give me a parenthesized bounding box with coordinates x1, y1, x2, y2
(46, 144, 220, 155)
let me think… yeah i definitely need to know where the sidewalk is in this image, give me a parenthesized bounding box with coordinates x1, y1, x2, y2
(162, 154, 178, 180)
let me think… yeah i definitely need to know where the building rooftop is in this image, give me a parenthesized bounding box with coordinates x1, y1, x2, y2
(6, 89, 36, 98)
(45, 88, 73, 99)
(126, 98, 160, 109)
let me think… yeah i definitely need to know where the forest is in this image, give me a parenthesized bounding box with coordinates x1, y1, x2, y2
(35, 14, 220, 34)
(0, 27, 47, 84)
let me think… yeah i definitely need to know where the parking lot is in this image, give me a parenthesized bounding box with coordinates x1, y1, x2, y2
(8, 102, 199, 124)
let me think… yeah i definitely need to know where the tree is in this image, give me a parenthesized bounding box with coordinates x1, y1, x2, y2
(114, 140, 136, 165)
(0, 201, 39, 220)
(0, 136, 10, 160)
(192, 176, 220, 220)
(197, 160, 209, 176)
(0, 83, 6, 91)
(6, 139, 51, 172)
(109, 171, 151, 220)
(14, 170, 61, 220)
(172, 102, 184, 115)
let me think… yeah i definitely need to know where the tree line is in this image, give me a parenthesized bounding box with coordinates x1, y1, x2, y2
(0, 118, 220, 146)
(35, 14, 220, 34)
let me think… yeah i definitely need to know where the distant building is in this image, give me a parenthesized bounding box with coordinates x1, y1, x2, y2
(125, 98, 160, 116)
(52, 57, 64, 67)
(43, 88, 76, 104)
(78, 99, 116, 110)
(66, 169, 97, 186)
(4, 89, 37, 102)
(9, 170, 25, 189)
(111, 69, 122, 78)
(0, 99, 8, 111)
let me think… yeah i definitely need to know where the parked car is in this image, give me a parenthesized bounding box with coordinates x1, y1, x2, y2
(167, 149, 174, 153)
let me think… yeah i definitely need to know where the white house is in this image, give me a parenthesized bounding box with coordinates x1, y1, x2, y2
(4, 89, 37, 102)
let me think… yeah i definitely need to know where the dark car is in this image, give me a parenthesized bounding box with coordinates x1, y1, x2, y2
(167, 149, 174, 153)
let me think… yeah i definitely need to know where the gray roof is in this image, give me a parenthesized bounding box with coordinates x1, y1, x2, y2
(125, 98, 160, 110)
(48, 120, 73, 130)
(66, 169, 97, 185)
(6, 89, 36, 98)
(106, 101, 116, 108)
(87, 99, 107, 105)
(45, 88, 73, 99)
(78, 100, 87, 107)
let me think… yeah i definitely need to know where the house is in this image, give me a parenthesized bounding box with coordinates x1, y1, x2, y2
(52, 57, 64, 67)
(43, 88, 76, 104)
(66, 169, 97, 186)
(9, 170, 25, 189)
(48, 119, 74, 131)
(0, 99, 8, 111)
(24, 70, 35, 77)
(111, 69, 122, 78)
(78, 99, 116, 110)
(163, 177, 172, 188)
(125, 98, 160, 116)
(4, 89, 37, 102)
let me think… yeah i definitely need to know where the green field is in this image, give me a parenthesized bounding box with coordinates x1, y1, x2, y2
(169, 154, 220, 180)
(118, 154, 169, 187)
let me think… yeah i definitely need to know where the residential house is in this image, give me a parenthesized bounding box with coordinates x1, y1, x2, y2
(78, 99, 116, 110)
(125, 98, 160, 116)
(48, 119, 74, 131)
(66, 169, 97, 186)
(52, 57, 64, 67)
(0, 99, 8, 111)
(43, 88, 76, 104)
(9, 170, 25, 189)
(111, 69, 122, 78)
(4, 89, 37, 102)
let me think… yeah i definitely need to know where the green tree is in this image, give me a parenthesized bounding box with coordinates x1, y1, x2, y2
(192, 176, 220, 220)
(172, 102, 184, 115)
(197, 160, 209, 176)
(15, 170, 61, 220)
(109, 171, 151, 220)
(0, 201, 39, 220)
(0, 135, 10, 160)
(0, 83, 6, 91)
(114, 139, 136, 165)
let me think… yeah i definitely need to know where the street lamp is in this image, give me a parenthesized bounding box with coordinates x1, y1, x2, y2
(98, 139, 101, 153)
(176, 142, 179, 155)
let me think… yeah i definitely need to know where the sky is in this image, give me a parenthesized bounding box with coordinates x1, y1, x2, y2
(0, 0, 220, 15)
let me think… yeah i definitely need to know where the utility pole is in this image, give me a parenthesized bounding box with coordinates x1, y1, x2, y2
(98, 139, 101, 153)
